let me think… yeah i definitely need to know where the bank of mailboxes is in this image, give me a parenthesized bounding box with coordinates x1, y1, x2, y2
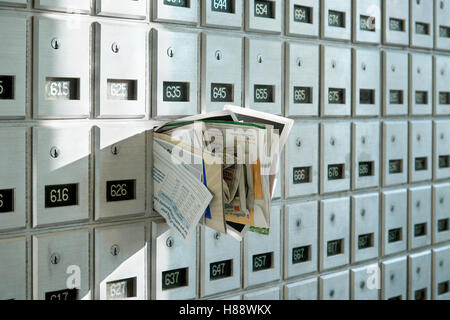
(94, 126, 147, 220)
(351, 264, 380, 300)
(352, 122, 379, 190)
(432, 245, 450, 300)
(33, 17, 90, 119)
(153, 30, 199, 117)
(95, 23, 147, 118)
(321, 46, 351, 116)
(153, 0, 198, 25)
(33, 230, 90, 300)
(381, 257, 407, 300)
(284, 277, 318, 300)
(152, 221, 197, 299)
(32, 126, 90, 227)
(0, 127, 27, 231)
(319, 270, 349, 300)
(433, 184, 450, 243)
(351, 194, 379, 263)
(244, 206, 281, 288)
(383, 0, 409, 46)
(95, 224, 147, 300)
(381, 189, 407, 256)
(435, 56, 450, 115)
(34, 0, 91, 13)
(245, 0, 282, 33)
(434, 121, 450, 180)
(284, 202, 318, 279)
(436, 0, 450, 50)
(410, 0, 434, 49)
(320, 122, 351, 193)
(321, 0, 351, 41)
(0, 237, 26, 300)
(96, 0, 148, 20)
(201, 34, 243, 113)
(408, 186, 432, 249)
(382, 121, 408, 186)
(353, 49, 380, 116)
(244, 287, 280, 300)
(286, 122, 318, 198)
(409, 121, 432, 182)
(408, 251, 432, 300)
(286, 0, 319, 38)
(353, 0, 381, 44)
(410, 54, 433, 115)
(245, 39, 282, 115)
(320, 198, 350, 270)
(0, 16, 27, 118)
(286, 43, 319, 117)
(383, 51, 409, 116)
(202, 0, 243, 29)
(200, 226, 241, 297)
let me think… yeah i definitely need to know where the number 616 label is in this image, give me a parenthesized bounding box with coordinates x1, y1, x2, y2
(45, 184, 78, 208)
(106, 180, 136, 202)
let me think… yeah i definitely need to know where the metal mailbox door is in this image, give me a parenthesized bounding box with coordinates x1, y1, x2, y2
(33, 230, 90, 300)
(410, 53, 433, 115)
(352, 122, 380, 190)
(435, 55, 450, 115)
(33, 17, 90, 119)
(200, 226, 241, 297)
(410, 0, 434, 48)
(284, 202, 318, 279)
(353, 0, 381, 44)
(382, 121, 408, 186)
(153, 0, 198, 25)
(381, 189, 407, 255)
(353, 49, 380, 117)
(320, 122, 351, 194)
(321, 46, 351, 116)
(286, 0, 320, 37)
(351, 264, 380, 300)
(95, 22, 147, 118)
(383, 0, 409, 46)
(408, 186, 432, 249)
(201, 34, 242, 113)
(382, 257, 407, 300)
(245, 39, 282, 115)
(32, 126, 90, 227)
(286, 43, 319, 117)
(152, 221, 197, 300)
(244, 206, 281, 288)
(34, 0, 90, 13)
(284, 277, 318, 300)
(409, 121, 432, 183)
(320, 198, 350, 271)
(432, 245, 450, 300)
(0, 127, 27, 231)
(408, 251, 432, 300)
(320, 270, 349, 300)
(321, 0, 351, 41)
(95, 224, 147, 300)
(245, 0, 282, 33)
(285, 122, 318, 198)
(383, 51, 409, 116)
(433, 183, 450, 244)
(0, 237, 26, 300)
(94, 125, 147, 220)
(434, 121, 450, 180)
(351, 193, 379, 263)
(153, 29, 199, 117)
(96, 0, 147, 20)
(435, 0, 450, 50)
(0, 0, 27, 6)
(202, 0, 243, 29)
(245, 287, 280, 300)
(0, 16, 26, 118)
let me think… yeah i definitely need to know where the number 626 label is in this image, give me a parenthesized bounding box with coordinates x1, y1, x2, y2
(106, 180, 136, 202)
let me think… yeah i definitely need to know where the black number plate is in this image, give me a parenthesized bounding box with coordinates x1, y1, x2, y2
(106, 180, 136, 202)
(44, 184, 78, 208)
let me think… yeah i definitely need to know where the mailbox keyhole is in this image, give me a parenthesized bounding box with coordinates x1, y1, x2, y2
(110, 244, 120, 256)
(50, 147, 60, 159)
(51, 38, 61, 50)
(50, 253, 61, 265)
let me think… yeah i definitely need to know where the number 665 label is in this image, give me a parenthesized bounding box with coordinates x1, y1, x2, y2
(106, 180, 136, 202)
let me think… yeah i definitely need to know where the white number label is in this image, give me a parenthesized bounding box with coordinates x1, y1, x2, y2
(255, 3, 268, 16)
(0, 194, 3, 208)
(110, 83, 128, 98)
(50, 188, 69, 203)
(164, 271, 180, 286)
(49, 81, 69, 97)
(213, 0, 227, 10)
(0, 80, 3, 95)
(165, 85, 182, 99)
(110, 184, 128, 198)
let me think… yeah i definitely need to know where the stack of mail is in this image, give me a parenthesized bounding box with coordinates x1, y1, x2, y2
(152, 106, 293, 243)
